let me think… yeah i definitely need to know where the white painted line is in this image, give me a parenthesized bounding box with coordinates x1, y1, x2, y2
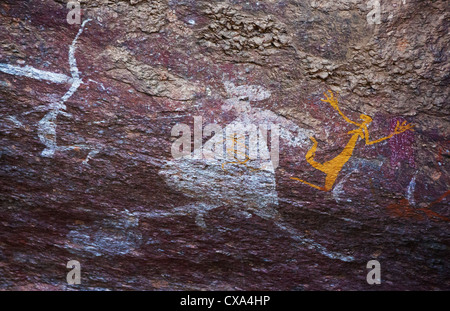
(0, 63, 71, 84)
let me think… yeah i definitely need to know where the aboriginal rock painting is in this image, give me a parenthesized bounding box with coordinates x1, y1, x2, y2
(204, 81, 279, 173)
(157, 82, 355, 262)
(0, 16, 443, 264)
(0, 20, 98, 164)
(291, 90, 415, 191)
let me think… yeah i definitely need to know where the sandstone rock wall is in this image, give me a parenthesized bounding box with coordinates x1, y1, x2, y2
(0, 0, 448, 290)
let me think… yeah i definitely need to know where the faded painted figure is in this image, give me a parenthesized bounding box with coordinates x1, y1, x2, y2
(291, 90, 414, 191)
(0, 19, 99, 163)
(157, 83, 355, 262)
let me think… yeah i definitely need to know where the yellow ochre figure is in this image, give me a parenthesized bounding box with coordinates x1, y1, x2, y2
(291, 90, 414, 191)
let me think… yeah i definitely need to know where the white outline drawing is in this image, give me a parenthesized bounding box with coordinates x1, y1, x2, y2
(156, 82, 355, 262)
(0, 19, 99, 164)
(1, 20, 355, 262)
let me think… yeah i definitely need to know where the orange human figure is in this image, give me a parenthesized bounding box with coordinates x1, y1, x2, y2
(291, 90, 414, 191)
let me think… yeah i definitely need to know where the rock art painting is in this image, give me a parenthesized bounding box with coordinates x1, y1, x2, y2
(0, 0, 448, 292)
(158, 82, 353, 261)
(291, 91, 414, 191)
(0, 19, 98, 163)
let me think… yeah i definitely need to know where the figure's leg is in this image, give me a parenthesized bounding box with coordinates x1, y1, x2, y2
(290, 137, 328, 191)
(290, 177, 326, 191)
(323, 172, 339, 192)
(305, 137, 326, 173)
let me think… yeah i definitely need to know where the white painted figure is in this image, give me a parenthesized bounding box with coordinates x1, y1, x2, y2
(157, 81, 354, 262)
(0, 19, 99, 164)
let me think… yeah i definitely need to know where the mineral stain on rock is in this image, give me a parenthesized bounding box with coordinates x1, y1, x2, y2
(0, 0, 449, 291)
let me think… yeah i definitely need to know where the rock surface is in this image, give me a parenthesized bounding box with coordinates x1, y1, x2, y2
(0, 0, 448, 290)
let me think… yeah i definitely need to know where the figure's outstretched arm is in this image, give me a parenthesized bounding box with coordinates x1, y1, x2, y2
(321, 91, 360, 126)
(363, 126, 392, 145)
(363, 121, 414, 145)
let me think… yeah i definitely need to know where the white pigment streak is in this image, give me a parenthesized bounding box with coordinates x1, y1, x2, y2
(0, 63, 71, 84)
(275, 222, 354, 262)
(406, 175, 416, 206)
(38, 19, 92, 158)
(332, 169, 359, 203)
(6, 116, 24, 128)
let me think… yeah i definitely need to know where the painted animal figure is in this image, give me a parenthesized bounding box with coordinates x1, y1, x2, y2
(291, 90, 414, 191)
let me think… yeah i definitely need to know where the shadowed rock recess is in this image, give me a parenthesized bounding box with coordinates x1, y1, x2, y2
(0, 0, 448, 290)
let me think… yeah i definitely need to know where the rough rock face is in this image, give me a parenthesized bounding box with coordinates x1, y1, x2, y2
(0, 0, 448, 290)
